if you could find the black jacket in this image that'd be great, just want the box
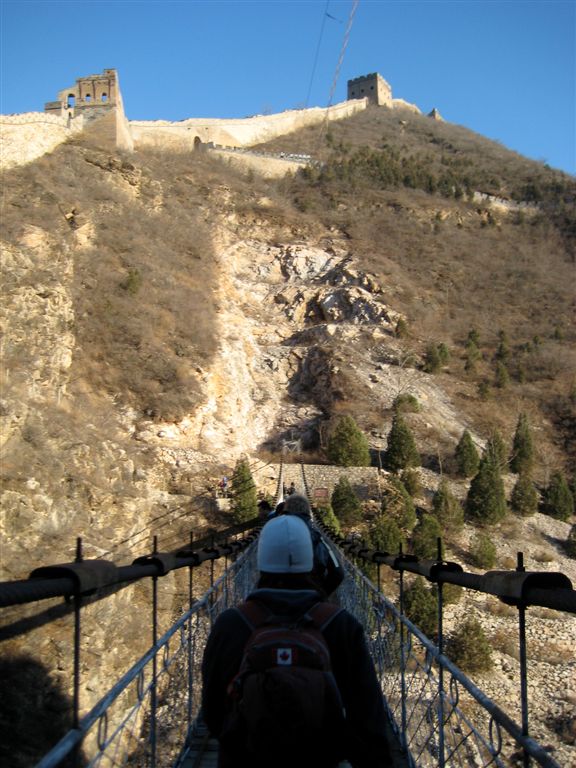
[201,588,393,768]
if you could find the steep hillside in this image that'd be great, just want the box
[1,106,575,765]
[1,113,575,571]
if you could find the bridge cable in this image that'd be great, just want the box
[316,0,360,152]
[304,0,331,108]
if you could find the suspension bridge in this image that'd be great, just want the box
[1,460,575,768]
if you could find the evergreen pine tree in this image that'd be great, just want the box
[542,472,574,521]
[467,328,480,347]
[510,473,538,517]
[509,413,534,474]
[495,329,510,363]
[381,476,417,531]
[411,514,443,559]
[315,503,341,534]
[447,618,493,674]
[465,455,507,525]
[464,340,480,373]
[494,361,510,389]
[470,532,497,568]
[326,415,371,467]
[401,468,421,497]
[454,430,480,477]
[424,343,442,373]
[395,317,409,338]
[371,516,405,554]
[230,458,258,523]
[331,476,363,526]
[484,430,508,472]
[433,478,464,532]
[385,413,420,472]
[438,343,450,365]
[404,577,437,637]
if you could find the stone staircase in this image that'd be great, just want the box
[274,463,382,502]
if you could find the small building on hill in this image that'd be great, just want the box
[347,73,392,106]
[44,68,121,119]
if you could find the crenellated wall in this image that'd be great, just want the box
[129,99,369,151]
[1,68,420,170]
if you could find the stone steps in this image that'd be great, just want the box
[276,462,382,502]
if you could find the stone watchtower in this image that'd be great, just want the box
[45,68,119,118]
[347,73,392,107]
[44,68,133,151]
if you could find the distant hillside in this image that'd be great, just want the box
[254,106,576,469]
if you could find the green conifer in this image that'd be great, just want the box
[381,476,417,531]
[464,340,480,373]
[331,476,363,526]
[510,473,538,517]
[401,468,421,497]
[385,413,420,472]
[542,472,574,521]
[315,503,341,534]
[411,514,443,559]
[230,458,258,523]
[465,455,507,525]
[495,329,510,363]
[371,516,405,554]
[438,343,450,365]
[494,361,510,389]
[454,430,480,478]
[395,317,409,338]
[447,618,493,674]
[484,431,507,472]
[326,415,371,467]
[509,413,534,474]
[470,532,497,569]
[467,328,480,347]
[404,577,437,637]
[424,344,441,373]
[433,478,464,532]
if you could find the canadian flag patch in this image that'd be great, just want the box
[276,648,293,665]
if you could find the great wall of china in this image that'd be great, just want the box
[1,69,423,171]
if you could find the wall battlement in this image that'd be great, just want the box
[347,73,392,106]
[1,69,421,170]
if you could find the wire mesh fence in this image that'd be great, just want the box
[35,541,260,768]
[336,551,559,768]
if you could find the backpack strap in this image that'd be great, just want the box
[234,599,273,631]
[235,599,342,632]
[303,602,343,632]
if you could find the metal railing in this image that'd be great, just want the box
[336,549,560,768]
[33,539,260,768]
[2,493,574,767]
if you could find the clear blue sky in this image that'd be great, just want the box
[1,0,574,174]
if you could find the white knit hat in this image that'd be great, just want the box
[257,515,314,574]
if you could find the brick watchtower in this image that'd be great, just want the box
[347,73,392,107]
[44,69,119,118]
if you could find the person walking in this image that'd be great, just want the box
[201,515,393,768]
[283,493,344,596]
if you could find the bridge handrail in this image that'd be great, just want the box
[338,544,560,768]
[33,539,260,768]
[316,520,576,613]
[0,517,262,609]
[338,554,561,767]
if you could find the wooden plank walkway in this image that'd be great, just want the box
[179,715,409,768]
[179,721,218,768]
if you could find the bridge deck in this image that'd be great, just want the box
[180,715,409,767]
